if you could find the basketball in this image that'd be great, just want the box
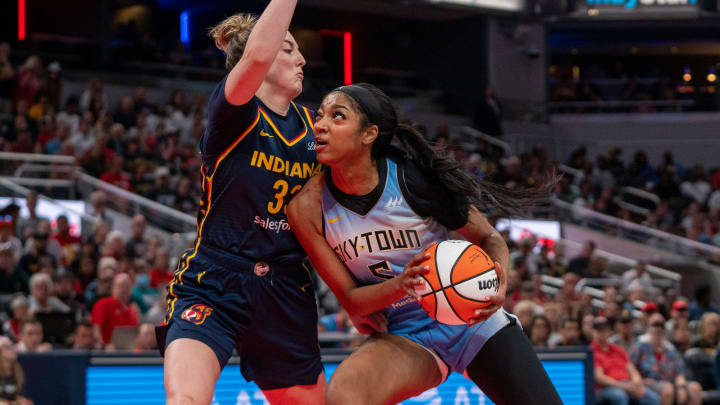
[414,240,499,325]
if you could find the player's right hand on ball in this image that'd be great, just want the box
[398,251,431,300]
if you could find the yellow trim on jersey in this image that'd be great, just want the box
[302,106,314,130]
[166,110,261,322]
[258,101,308,147]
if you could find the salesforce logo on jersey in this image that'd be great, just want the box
[585,0,697,9]
[254,216,290,233]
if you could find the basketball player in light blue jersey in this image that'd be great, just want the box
[288,83,562,405]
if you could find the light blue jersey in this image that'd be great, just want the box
[322,158,513,374]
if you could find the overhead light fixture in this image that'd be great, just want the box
[427,0,524,12]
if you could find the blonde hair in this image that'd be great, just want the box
[700,312,720,344]
[208,14,258,71]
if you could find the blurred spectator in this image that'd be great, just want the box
[88,191,113,227]
[101,231,126,262]
[15,319,51,353]
[53,272,81,313]
[472,86,503,137]
[0,43,15,113]
[125,215,148,259]
[670,318,693,354]
[528,315,551,348]
[681,165,711,205]
[693,312,720,353]
[1,296,29,343]
[621,261,654,296]
[69,112,96,155]
[14,56,41,109]
[149,248,172,289]
[134,323,157,352]
[0,246,27,294]
[91,273,139,346]
[72,255,96,298]
[567,240,595,277]
[15,192,47,241]
[28,273,70,315]
[17,230,56,276]
[554,318,586,347]
[144,288,167,325]
[591,316,660,405]
[113,96,136,130]
[52,215,80,267]
[689,284,719,321]
[100,155,131,190]
[630,313,702,405]
[665,299,690,335]
[513,300,538,335]
[610,309,637,353]
[23,220,61,264]
[71,321,97,350]
[581,313,596,344]
[527,244,552,276]
[544,302,564,345]
[79,78,108,112]
[85,257,117,309]
[129,259,156,314]
[0,217,22,263]
[0,336,33,405]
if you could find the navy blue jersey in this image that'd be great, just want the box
[194,76,320,265]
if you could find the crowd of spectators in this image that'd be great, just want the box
[2,43,720,402]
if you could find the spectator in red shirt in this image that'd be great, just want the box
[100,155,131,190]
[52,215,80,267]
[591,316,660,405]
[91,272,138,346]
[149,248,172,289]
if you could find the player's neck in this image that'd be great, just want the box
[331,156,378,196]
[256,84,292,116]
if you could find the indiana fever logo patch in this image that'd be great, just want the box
[181,304,214,325]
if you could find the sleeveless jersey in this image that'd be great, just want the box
[321,158,449,334]
[195,77,321,265]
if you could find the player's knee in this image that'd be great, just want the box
[166,389,203,405]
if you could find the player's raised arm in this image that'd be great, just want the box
[212,0,298,106]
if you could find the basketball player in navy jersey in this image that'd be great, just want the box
[155,1,339,403]
[288,83,563,405]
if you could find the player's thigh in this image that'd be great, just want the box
[326,333,443,405]
[164,338,221,405]
[262,371,327,405]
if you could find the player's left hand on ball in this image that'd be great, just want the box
[468,260,507,326]
[350,311,388,334]
[398,251,431,300]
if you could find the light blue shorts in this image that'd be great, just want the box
[393,310,516,379]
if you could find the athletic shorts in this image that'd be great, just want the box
[394,309,515,379]
[155,245,323,390]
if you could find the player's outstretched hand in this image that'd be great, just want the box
[398,251,431,300]
[349,311,388,334]
[468,260,507,326]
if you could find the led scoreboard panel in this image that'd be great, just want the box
[86,353,591,404]
[427,0,525,12]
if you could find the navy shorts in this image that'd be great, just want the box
[155,245,323,390]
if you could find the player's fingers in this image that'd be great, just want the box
[406,252,430,267]
[402,284,421,300]
[405,264,430,277]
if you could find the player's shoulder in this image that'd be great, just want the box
[288,172,324,215]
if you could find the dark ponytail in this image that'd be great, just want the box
[331,83,556,218]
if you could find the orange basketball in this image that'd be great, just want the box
[414,240,499,325]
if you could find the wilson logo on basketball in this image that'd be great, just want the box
[478,277,499,292]
[181,304,214,325]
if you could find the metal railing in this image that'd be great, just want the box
[457,126,512,156]
[552,197,720,264]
